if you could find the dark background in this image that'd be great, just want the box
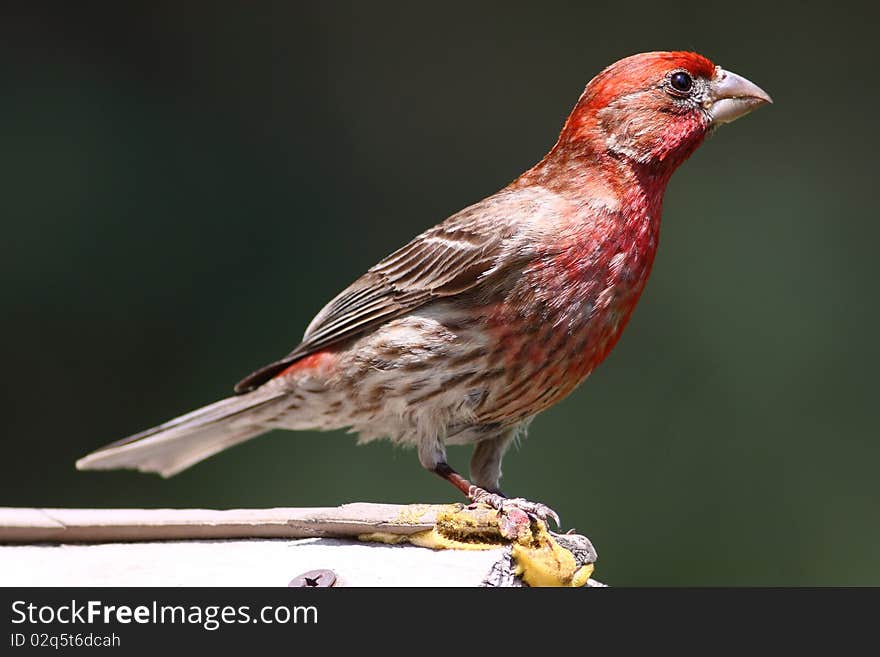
[2,2,877,585]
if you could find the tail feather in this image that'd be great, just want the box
[76,388,289,477]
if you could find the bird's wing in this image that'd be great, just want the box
[234,189,540,393]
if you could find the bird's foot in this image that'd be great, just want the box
[466,486,561,541]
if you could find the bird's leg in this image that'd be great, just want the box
[470,432,515,494]
[432,462,560,528]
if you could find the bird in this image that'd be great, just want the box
[77,51,771,524]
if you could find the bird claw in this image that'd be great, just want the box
[503,497,561,528]
[467,487,561,539]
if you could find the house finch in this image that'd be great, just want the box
[78,51,771,524]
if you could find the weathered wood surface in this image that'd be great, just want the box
[0,537,509,587]
[0,504,444,543]
[0,505,605,587]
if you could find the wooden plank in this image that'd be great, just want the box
[0,537,507,587]
[0,504,448,543]
[0,505,605,587]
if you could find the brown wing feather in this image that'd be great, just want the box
[233,189,538,393]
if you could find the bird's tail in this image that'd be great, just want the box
[76,387,290,477]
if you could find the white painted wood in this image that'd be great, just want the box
[0,538,505,587]
[0,506,604,587]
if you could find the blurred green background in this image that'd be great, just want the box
[2,2,877,586]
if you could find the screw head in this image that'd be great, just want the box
[288,569,337,588]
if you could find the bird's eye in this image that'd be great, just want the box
[669,71,693,94]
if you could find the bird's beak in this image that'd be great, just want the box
[706,66,772,125]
